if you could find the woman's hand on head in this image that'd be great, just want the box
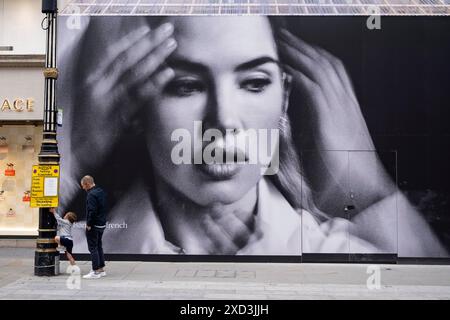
[81,22,177,163]
[278,29,396,213]
[278,28,372,154]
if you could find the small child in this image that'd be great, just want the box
[49,208,77,266]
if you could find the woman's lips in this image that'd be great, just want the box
[194,146,248,180]
[197,162,243,180]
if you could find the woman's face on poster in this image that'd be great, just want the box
[146,17,285,206]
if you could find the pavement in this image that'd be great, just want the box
[1,248,450,300]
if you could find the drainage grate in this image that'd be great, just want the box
[175,269,256,278]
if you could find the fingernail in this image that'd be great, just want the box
[164,67,175,79]
[140,25,151,35]
[165,38,177,50]
[159,23,174,37]
[154,68,175,86]
[163,68,175,79]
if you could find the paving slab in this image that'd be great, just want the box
[0,248,450,300]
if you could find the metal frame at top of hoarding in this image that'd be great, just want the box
[59,0,450,16]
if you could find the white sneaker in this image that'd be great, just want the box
[99,271,107,277]
[82,271,101,279]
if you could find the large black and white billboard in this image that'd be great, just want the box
[57,16,450,259]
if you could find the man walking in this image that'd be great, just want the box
[81,175,107,279]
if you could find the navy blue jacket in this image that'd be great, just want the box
[86,186,107,228]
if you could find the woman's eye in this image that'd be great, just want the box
[164,79,205,97]
[241,78,272,93]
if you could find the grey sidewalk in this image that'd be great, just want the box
[1,248,450,300]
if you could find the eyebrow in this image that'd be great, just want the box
[235,56,280,72]
[166,57,208,74]
[166,56,280,74]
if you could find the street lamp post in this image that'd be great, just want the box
[34,0,60,277]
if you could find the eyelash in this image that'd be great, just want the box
[163,77,272,97]
[164,79,205,97]
[240,77,272,93]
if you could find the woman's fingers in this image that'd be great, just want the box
[284,65,331,119]
[91,23,175,98]
[279,28,319,60]
[88,24,177,125]
[114,68,175,134]
[278,29,352,108]
[122,23,174,75]
[87,25,151,85]
[314,47,359,105]
[125,37,177,90]
[201,209,258,254]
[279,29,391,216]
[202,215,239,254]
[96,39,176,116]
[279,40,342,111]
[279,28,341,89]
[136,67,175,101]
[81,24,178,163]
[218,212,256,250]
[278,40,319,86]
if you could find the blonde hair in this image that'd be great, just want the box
[65,211,78,224]
[270,113,329,221]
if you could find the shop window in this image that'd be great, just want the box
[0,136,8,160]
[22,135,35,153]
[5,163,15,176]
[6,208,15,218]
[2,179,15,191]
[0,125,42,236]
[22,190,31,202]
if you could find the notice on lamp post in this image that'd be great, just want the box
[30,165,60,208]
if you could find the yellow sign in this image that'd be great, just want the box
[30,165,60,208]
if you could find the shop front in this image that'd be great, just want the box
[0,54,44,237]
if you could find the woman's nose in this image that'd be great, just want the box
[205,83,242,132]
